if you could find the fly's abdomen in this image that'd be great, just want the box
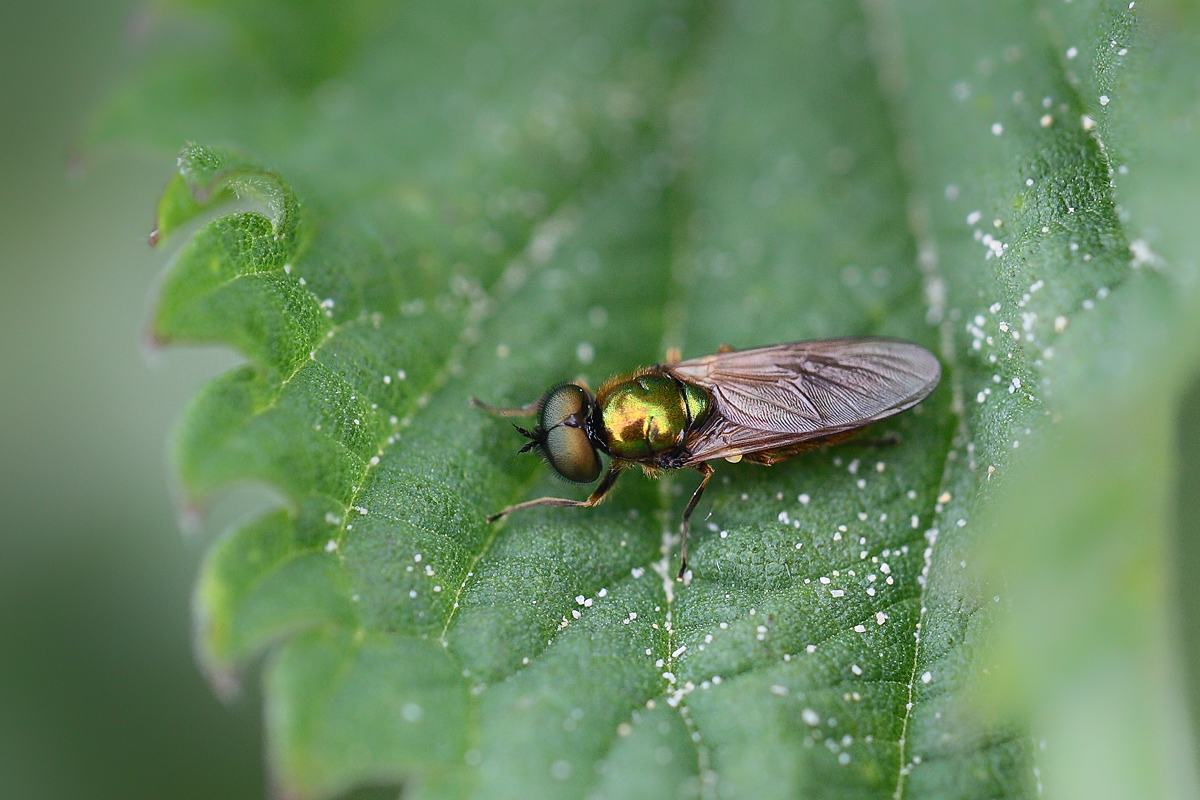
[597,372,710,461]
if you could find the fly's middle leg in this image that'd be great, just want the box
[678,462,714,579]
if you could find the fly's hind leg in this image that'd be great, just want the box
[678,462,715,579]
[665,344,733,365]
[851,431,903,448]
[486,464,624,523]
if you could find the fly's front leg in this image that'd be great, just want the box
[678,462,715,579]
[469,396,541,417]
[486,464,624,523]
[471,379,594,417]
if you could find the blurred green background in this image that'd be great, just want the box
[0,1,262,797]
[2,1,1199,799]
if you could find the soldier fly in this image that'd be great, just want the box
[472,338,941,578]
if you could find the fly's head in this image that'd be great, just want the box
[515,383,602,484]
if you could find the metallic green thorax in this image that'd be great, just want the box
[596,372,712,461]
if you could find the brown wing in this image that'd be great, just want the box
[664,338,941,465]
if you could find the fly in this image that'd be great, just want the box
[471,337,941,578]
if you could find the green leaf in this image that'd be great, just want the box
[99,0,1200,797]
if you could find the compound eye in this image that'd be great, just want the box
[539,384,589,429]
[544,424,602,483]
